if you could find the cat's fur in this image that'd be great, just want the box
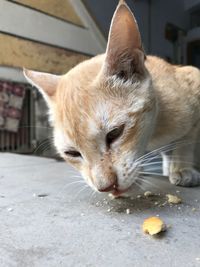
[24,1,200,196]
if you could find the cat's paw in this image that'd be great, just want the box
[169,168,200,187]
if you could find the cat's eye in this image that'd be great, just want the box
[64,150,82,158]
[106,125,125,147]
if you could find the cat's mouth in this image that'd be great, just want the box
[111,188,129,197]
[110,182,138,197]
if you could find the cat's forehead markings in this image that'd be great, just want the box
[87,118,101,136]
[94,102,113,128]
[93,98,146,126]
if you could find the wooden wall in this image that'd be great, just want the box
[0,0,95,77]
[10,0,84,26]
[0,33,89,74]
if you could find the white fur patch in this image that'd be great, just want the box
[114,75,150,90]
[87,118,101,136]
[54,128,73,154]
[109,75,139,89]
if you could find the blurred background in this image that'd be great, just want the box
[0,0,199,157]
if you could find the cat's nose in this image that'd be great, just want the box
[97,177,118,192]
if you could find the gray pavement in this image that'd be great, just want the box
[0,153,200,267]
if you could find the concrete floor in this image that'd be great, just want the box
[0,153,200,267]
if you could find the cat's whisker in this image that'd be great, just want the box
[19,124,52,130]
[136,139,197,165]
[84,189,97,214]
[34,138,56,155]
[54,180,87,201]
[63,170,79,174]
[69,177,85,183]
[73,185,90,200]
[144,167,162,172]
[63,171,83,178]
[47,179,85,214]
[62,180,86,190]
[139,171,164,177]
[140,161,163,167]
[135,143,174,164]
[67,175,83,180]
[139,151,167,165]
[86,186,110,212]
[159,139,199,154]
[70,175,83,180]
[134,180,146,191]
[88,190,97,204]
[33,138,54,154]
[129,150,164,174]
[140,159,196,168]
[38,145,53,154]
[138,176,161,190]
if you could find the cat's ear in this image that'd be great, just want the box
[23,69,60,105]
[103,1,146,80]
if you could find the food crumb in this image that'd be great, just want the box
[166,194,182,204]
[144,191,154,197]
[159,201,167,207]
[103,200,108,205]
[137,195,142,199]
[142,216,166,236]
[192,207,196,212]
[126,209,130,214]
[7,208,13,212]
[96,202,99,207]
[154,201,159,205]
[108,193,115,200]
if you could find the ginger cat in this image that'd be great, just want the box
[24,1,200,197]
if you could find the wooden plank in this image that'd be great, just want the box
[0,33,89,74]
[0,1,103,55]
[11,0,84,27]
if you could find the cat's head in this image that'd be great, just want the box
[24,1,157,196]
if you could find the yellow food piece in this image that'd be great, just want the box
[144,191,154,197]
[166,194,182,204]
[143,217,166,235]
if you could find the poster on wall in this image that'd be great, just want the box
[0,81,25,133]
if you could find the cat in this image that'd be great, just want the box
[24,0,200,197]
